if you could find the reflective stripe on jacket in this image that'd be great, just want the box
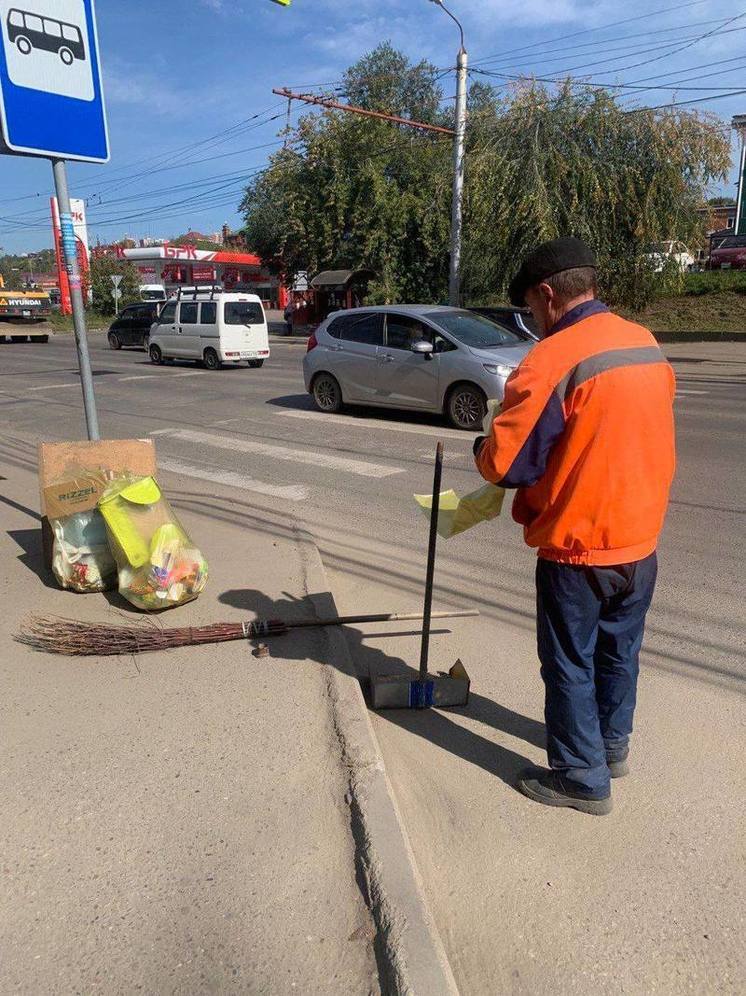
[475,301,676,566]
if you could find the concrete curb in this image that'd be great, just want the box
[269,333,309,344]
[653,329,746,342]
[293,524,460,996]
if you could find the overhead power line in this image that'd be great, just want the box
[0,104,287,211]
[470,0,709,66]
[472,14,728,71]
[625,87,746,111]
[471,65,746,92]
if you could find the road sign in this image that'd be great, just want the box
[0,0,109,162]
[110,274,122,288]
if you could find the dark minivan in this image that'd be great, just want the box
[107,303,161,350]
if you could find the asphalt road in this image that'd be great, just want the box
[1,331,744,994]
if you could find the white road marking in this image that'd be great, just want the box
[675,389,708,396]
[158,458,307,501]
[25,382,81,391]
[171,371,207,378]
[156,427,404,478]
[275,408,469,440]
[118,374,159,382]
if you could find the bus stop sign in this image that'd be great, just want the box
[0,0,108,162]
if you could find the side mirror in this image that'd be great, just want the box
[412,339,434,356]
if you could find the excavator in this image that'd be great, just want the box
[0,273,52,343]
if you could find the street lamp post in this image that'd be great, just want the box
[429,0,467,306]
[732,115,746,236]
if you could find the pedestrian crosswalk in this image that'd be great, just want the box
[152,427,406,479]
[275,408,468,440]
[158,458,308,501]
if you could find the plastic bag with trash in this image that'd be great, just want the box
[44,466,118,592]
[414,399,505,539]
[98,474,208,611]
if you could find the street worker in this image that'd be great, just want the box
[473,237,676,816]
[283,299,294,335]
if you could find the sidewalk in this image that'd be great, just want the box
[318,490,745,994]
[0,440,380,995]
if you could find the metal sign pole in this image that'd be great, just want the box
[51,158,100,441]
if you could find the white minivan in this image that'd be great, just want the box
[148,289,270,369]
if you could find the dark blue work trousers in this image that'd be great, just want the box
[535,552,658,798]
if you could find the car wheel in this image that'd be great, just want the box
[247,359,264,368]
[312,373,343,413]
[16,36,31,55]
[108,332,122,350]
[203,348,221,370]
[447,382,487,431]
[59,47,74,66]
[149,344,163,365]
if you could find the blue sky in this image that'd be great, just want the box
[0,0,744,255]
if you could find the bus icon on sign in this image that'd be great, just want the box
[7,8,85,65]
[0,0,93,100]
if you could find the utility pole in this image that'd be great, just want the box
[451,45,468,307]
[429,0,468,306]
[733,115,746,236]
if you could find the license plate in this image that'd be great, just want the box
[239,351,257,358]
[22,310,31,317]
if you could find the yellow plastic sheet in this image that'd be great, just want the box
[414,484,505,539]
[414,397,505,539]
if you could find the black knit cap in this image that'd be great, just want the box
[508,236,597,306]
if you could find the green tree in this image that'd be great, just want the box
[240,46,731,309]
[0,249,57,287]
[241,46,451,303]
[462,83,730,307]
[89,254,141,315]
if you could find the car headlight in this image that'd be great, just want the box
[483,363,515,377]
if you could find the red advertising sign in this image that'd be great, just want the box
[192,264,216,283]
[50,197,71,315]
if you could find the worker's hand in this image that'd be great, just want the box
[472,435,487,458]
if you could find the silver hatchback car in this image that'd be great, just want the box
[303,305,533,430]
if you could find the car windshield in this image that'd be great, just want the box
[225,301,263,325]
[716,236,746,249]
[425,309,522,348]
[141,289,165,301]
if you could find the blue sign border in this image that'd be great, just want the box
[0,0,109,162]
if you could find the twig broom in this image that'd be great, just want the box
[17,609,479,657]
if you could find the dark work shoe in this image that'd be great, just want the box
[517,767,612,816]
[606,749,630,779]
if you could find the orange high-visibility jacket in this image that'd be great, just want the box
[475,301,676,566]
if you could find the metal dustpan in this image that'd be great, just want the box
[370,441,472,709]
